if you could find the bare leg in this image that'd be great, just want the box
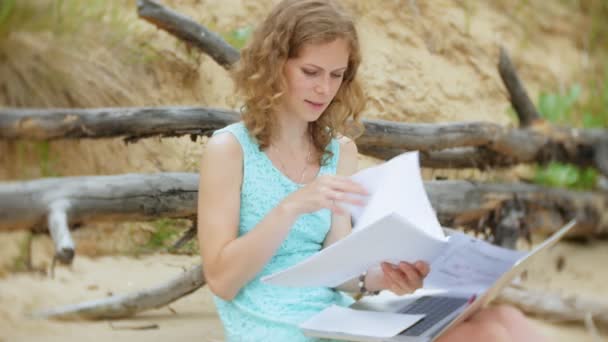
[436,305,548,342]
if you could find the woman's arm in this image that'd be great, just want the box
[322,136,359,249]
[197,133,299,301]
[324,137,368,293]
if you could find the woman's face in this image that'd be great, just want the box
[280,38,349,122]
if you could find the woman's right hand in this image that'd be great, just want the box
[280,175,369,216]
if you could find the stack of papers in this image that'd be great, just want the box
[261,152,448,288]
[261,151,524,292]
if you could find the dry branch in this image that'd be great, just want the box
[1,173,606,236]
[498,285,608,326]
[137,0,239,68]
[136,0,239,68]
[498,47,541,127]
[2,107,607,174]
[47,199,75,264]
[33,264,205,320]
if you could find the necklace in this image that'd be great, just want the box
[272,143,312,184]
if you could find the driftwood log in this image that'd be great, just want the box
[33,264,205,320]
[0,173,198,232]
[1,107,607,174]
[1,173,606,236]
[32,262,608,327]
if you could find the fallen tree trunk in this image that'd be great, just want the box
[1,173,606,236]
[0,173,198,232]
[1,107,607,174]
[0,106,239,142]
[32,262,608,327]
[32,264,205,320]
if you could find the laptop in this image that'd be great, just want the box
[300,220,577,342]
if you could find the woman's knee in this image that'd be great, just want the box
[438,319,510,342]
[474,319,511,341]
[487,304,527,325]
[474,305,547,342]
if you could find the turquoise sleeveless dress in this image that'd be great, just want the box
[212,122,355,342]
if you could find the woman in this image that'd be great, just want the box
[197,0,545,341]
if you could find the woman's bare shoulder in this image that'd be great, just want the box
[200,132,244,179]
[337,135,358,157]
[204,131,243,160]
[336,135,358,175]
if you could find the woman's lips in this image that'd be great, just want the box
[305,100,325,110]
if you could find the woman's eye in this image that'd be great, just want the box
[331,73,344,79]
[302,69,318,76]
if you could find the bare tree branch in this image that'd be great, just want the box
[136,0,239,68]
[32,264,205,320]
[498,47,541,127]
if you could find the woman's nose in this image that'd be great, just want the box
[314,76,330,94]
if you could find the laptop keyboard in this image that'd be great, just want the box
[398,296,468,336]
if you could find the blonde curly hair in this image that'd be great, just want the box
[232,0,366,164]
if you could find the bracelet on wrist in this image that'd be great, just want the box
[354,270,380,300]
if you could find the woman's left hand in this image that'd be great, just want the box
[380,260,430,296]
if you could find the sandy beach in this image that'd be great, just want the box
[1,235,607,341]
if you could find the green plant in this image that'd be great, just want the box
[145,218,181,250]
[0,0,15,28]
[35,141,59,178]
[580,63,608,128]
[537,84,581,124]
[534,162,598,190]
[11,233,33,272]
[530,76,607,190]
[0,0,130,41]
[222,26,253,50]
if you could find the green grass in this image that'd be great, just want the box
[1,0,124,35]
[11,233,32,272]
[135,219,198,255]
[144,218,181,250]
[529,66,607,190]
[36,141,60,178]
[534,162,598,190]
[221,26,252,50]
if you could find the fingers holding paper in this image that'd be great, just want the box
[281,175,369,216]
[381,260,430,296]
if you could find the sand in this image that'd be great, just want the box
[0,238,607,341]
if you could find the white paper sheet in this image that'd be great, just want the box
[347,152,444,240]
[262,213,447,287]
[262,152,448,288]
[300,305,425,339]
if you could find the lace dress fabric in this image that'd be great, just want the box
[212,122,354,341]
